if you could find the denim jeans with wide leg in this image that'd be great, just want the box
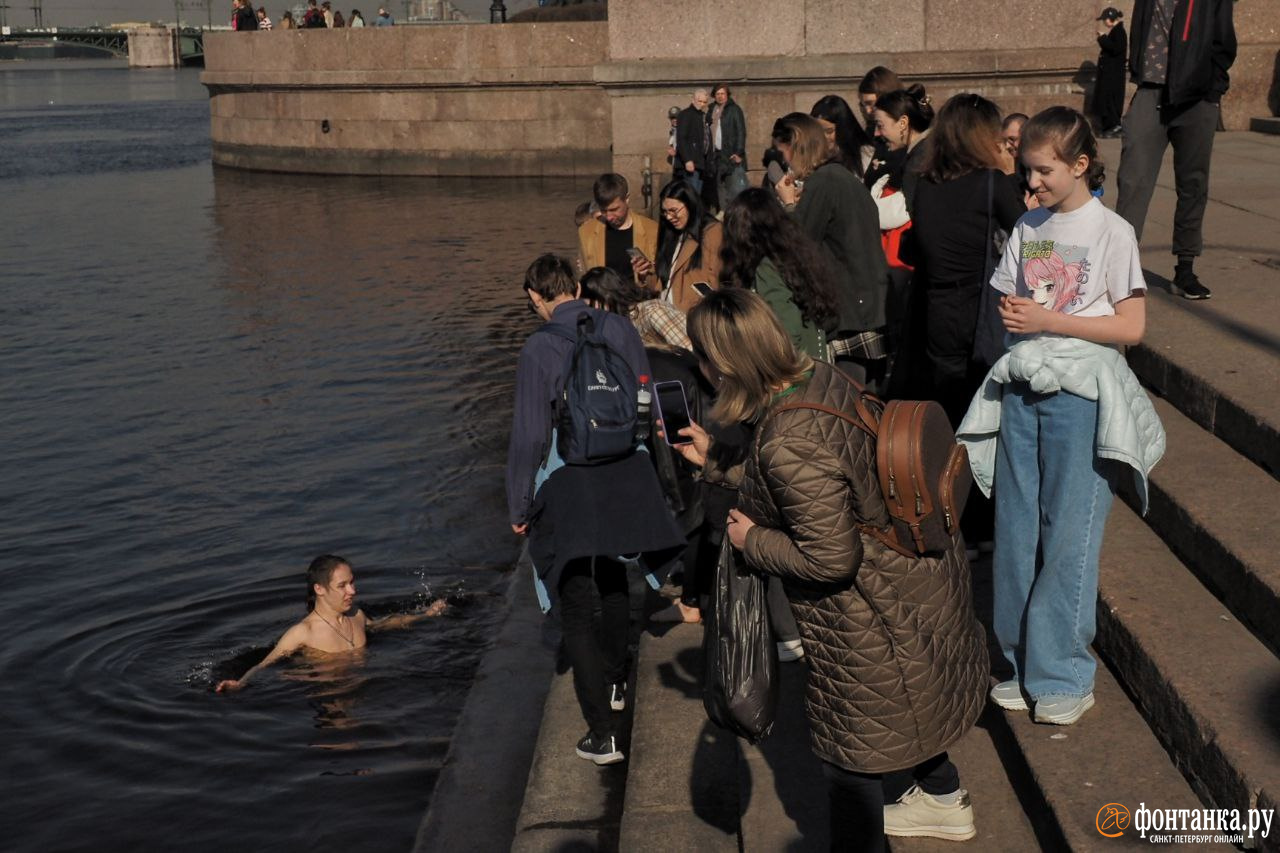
[993,384,1115,701]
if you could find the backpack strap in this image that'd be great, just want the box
[769,398,917,560]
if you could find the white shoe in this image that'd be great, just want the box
[777,639,804,661]
[990,679,1029,711]
[1034,693,1095,725]
[883,784,977,841]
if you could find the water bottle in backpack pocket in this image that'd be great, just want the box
[538,312,641,465]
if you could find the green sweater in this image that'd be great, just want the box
[753,259,829,361]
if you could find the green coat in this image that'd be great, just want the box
[753,259,829,362]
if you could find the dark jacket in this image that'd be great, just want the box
[1128,0,1236,105]
[1097,23,1127,68]
[234,6,259,29]
[716,100,747,165]
[792,161,888,334]
[736,362,987,773]
[505,299,651,526]
[676,105,708,172]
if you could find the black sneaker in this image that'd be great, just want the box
[575,731,624,765]
[1174,269,1212,300]
[609,682,626,712]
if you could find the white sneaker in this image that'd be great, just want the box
[777,639,804,662]
[1034,693,1095,725]
[883,784,977,841]
[989,679,1029,711]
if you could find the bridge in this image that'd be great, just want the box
[0,27,206,64]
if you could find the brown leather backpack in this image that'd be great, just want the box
[775,388,971,558]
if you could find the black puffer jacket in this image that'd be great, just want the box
[736,362,987,773]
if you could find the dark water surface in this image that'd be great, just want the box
[1,61,578,851]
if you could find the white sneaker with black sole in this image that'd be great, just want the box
[575,732,624,765]
[609,682,626,712]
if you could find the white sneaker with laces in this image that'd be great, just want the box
[989,679,1029,711]
[1034,693,1095,725]
[883,784,977,841]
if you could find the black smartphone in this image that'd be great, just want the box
[625,246,650,263]
[692,282,714,298]
[653,380,692,445]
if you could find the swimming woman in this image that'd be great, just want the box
[215,554,446,692]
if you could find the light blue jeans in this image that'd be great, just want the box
[993,384,1115,701]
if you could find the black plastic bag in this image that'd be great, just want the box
[702,535,777,743]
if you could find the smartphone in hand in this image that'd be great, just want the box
[626,247,650,264]
[653,380,692,445]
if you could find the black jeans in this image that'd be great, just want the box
[1116,86,1220,257]
[558,556,629,737]
[824,752,960,853]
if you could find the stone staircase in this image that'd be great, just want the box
[505,133,1280,851]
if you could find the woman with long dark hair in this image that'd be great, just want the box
[810,94,871,179]
[643,179,723,312]
[720,188,839,360]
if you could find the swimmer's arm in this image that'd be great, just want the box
[215,623,308,693]
[365,599,448,633]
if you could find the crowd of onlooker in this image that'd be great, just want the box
[510,0,1237,840]
[231,0,394,30]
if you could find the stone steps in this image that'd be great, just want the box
[1095,503,1280,852]
[1250,117,1280,135]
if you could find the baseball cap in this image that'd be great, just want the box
[1097,7,1123,20]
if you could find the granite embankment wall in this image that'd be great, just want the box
[201,22,611,176]
[202,2,1279,180]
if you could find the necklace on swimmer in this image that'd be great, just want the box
[314,611,355,648]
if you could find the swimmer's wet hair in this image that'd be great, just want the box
[1022,106,1105,192]
[306,554,349,612]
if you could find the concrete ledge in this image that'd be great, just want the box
[1096,504,1280,851]
[414,553,555,853]
[1128,397,1280,655]
[619,626,738,851]
[1252,117,1280,135]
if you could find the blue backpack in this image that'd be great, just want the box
[539,312,639,465]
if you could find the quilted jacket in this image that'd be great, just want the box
[737,361,988,773]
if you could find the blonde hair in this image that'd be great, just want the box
[775,113,830,181]
[687,290,813,426]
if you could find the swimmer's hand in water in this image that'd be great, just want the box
[367,598,448,632]
[215,679,244,693]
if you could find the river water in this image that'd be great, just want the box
[1,59,577,851]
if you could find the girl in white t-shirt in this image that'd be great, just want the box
[986,107,1147,726]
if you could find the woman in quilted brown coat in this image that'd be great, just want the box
[674,290,987,851]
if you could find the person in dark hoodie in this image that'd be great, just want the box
[1115,0,1236,301]
[507,255,684,768]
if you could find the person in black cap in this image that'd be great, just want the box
[1093,8,1127,137]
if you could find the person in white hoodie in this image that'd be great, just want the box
[957,106,1164,728]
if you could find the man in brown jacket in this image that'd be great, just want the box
[577,174,659,286]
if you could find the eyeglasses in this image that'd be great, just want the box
[661,204,686,219]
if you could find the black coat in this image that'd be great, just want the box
[1128,0,1236,105]
[1097,23,1127,69]
[234,6,258,29]
[676,105,708,172]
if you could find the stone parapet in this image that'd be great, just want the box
[201,22,610,177]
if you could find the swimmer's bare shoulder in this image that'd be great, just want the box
[215,619,313,693]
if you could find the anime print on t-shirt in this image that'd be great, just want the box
[1020,240,1089,313]
[991,199,1145,320]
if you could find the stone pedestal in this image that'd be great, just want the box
[128,27,179,68]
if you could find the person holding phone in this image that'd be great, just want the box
[640,180,723,312]
[669,289,987,848]
[577,173,660,288]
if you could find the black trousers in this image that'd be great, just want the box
[824,752,960,853]
[1116,86,1220,257]
[558,556,629,737]
[1093,62,1126,129]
